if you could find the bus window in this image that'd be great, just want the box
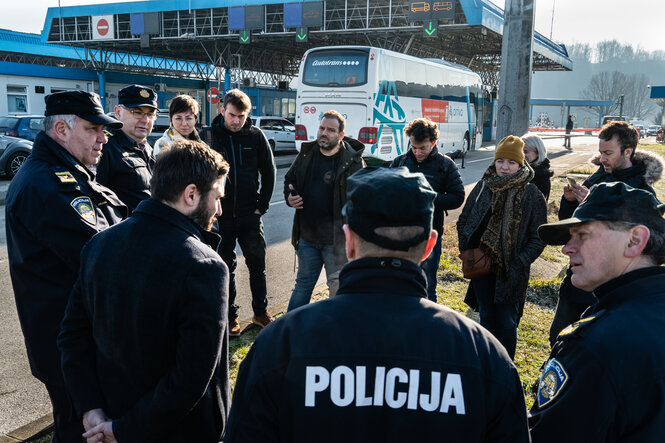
[302,49,369,87]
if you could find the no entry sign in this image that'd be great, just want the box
[207,87,220,104]
[92,15,114,40]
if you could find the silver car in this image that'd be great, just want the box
[252,116,296,152]
[0,135,32,179]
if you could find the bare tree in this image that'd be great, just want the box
[582,71,655,119]
[567,42,592,63]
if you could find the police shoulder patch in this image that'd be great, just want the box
[557,309,606,340]
[537,358,569,408]
[70,196,97,226]
[55,171,77,184]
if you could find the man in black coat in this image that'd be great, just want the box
[96,85,158,212]
[549,121,664,345]
[563,115,573,148]
[531,182,665,441]
[224,168,530,443]
[211,89,276,335]
[58,141,230,443]
[5,91,126,442]
[389,118,464,301]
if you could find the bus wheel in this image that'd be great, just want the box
[462,133,470,154]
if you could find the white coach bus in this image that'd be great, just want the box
[294,46,484,162]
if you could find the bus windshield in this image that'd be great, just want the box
[302,49,369,87]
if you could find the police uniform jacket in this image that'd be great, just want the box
[58,198,230,443]
[211,114,276,218]
[529,267,665,442]
[96,128,154,213]
[5,131,126,385]
[389,147,465,235]
[282,137,365,268]
[224,257,530,443]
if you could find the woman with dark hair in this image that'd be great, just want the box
[457,136,547,359]
[522,134,553,200]
[154,94,204,155]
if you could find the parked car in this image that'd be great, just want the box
[633,124,648,138]
[251,116,296,152]
[648,125,662,137]
[0,115,44,141]
[0,135,32,178]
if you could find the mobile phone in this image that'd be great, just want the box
[567,176,577,186]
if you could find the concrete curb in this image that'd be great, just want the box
[1,413,53,442]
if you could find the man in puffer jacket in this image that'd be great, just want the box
[549,120,664,345]
[210,89,276,336]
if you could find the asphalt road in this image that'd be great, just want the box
[0,136,600,435]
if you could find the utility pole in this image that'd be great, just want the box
[496,0,536,141]
[618,94,625,118]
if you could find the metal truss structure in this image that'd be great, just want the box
[44,0,571,87]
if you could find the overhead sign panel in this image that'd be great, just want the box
[228,7,244,30]
[302,2,323,27]
[92,15,114,40]
[284,3,302,28]
[244,5,265,30]
[408,1,455,22]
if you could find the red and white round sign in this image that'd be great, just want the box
[97,19,110,36]
[303,106,310,113]
[207,87,220,104]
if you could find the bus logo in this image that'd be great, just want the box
[433,2,453,11]
[411,2,430,12]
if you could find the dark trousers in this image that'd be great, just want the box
[549,273,595,346]
[44,381,85,443]
[219,213,268,319]
[472,274,520,359]
[420,236,442,302]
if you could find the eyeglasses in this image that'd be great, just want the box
[122,106,157,120]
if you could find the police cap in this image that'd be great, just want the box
[342,167,436,251]
[45,91,122,129]
[118,84,158,109]
[538,182,665,245]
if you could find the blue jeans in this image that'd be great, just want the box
[420,236,442,302]
[288,238,341,312]
[472,274,520,359]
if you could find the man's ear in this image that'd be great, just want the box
[625,225,650,258]
[343,224,356,261]
[182,183,200,209]
[420,230,438,263]
[114,105,122,120]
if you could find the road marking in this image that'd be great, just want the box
[270,200,286,206]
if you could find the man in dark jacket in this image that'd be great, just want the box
[563,115,573,148]
[531,182,665,441]
[389,118,464,301]
[211,89,276,335]
[549,120,664,345]
[58,141,231,443]
[96,84,158,212]
[225,167,530,443]
[284,110,364,311]
[5,91,126,442]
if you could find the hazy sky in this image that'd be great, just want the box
[1,0,663,53]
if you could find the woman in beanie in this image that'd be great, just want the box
[522,134,554,200]
[456,135,547,359]
[154,94,205,155]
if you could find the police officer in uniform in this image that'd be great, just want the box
[5,91,127,442]
[530,182,665,441]
[225,167,530,443]
[96,84,158,212]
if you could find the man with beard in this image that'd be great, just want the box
[211,89,276,336]
[284,110,365,311]
[549,120,664,346]
[58,140,231,443]
[96,85,158,212]
[5,90,126,442]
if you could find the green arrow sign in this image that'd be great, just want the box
[296,27,308,42]
[240,29,251,44]
[424,20,438,37]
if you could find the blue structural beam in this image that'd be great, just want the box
[530,98,614,107]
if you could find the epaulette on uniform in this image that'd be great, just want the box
[557,309,606,340]
[104,129,114,137]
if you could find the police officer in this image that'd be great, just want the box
[96,84,158,212]
[225,167,530,443]
[5,91,127,442]
[530,182,665,441]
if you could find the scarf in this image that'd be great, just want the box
[165,125,203,143]
[479,163,534,280]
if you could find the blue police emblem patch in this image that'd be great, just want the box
[70,196,97,226]
[537,359,568,408]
